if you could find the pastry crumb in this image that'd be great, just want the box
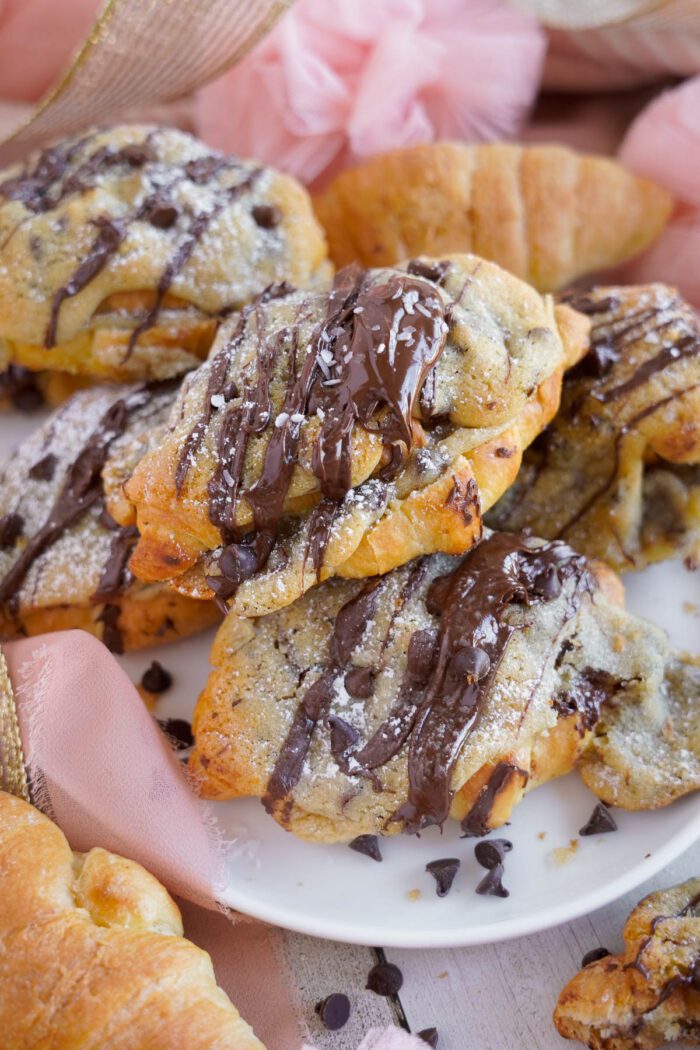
[406,888,421,901]
[538,831,546,840]
[682,601,699,616]
[550,839,579,866]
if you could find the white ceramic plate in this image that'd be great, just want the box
[2,410,700,948]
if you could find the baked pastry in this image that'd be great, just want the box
[554,877,700,1049]
[0,124,329,383]
[0,382,219,651]
[189,530,700,842]
[488,284,700,571]
[124,255,588,619]
[0,791,264,1049]
[313,142,672,292]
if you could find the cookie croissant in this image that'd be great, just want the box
[313,142,672,292]
[0,792,264,1049]
[124,254,588,619]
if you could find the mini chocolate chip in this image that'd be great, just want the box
[475,863,509,898]
[366,961,403,996]
[252,204,281,229]
[28,453,57,481]
[345,666,374,698]
[582,947,611,968]
[222,381,239,402]
[425,858,460,897]
[315,993,351,1031]
[0,512,24,547]
[349,834,382,862]
[474,838,512,870]
[147,203,178,229]
[417,1028,439,1047]
[157,718,194,751]
[141,660,173,694]
[579,802,617,836]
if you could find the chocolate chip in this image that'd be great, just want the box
[425,857,460,897]
[28,453,57,481]
[119,142,156,167]
[406,259,450,284]
[581,947,611,967]
[349,834,383,862]
[474,838,512,870]
[345,666,374,698]
[185,155,227,183]
[315,993,351,1031]
[147,203,178,229]
[475,863,509,898]
[222,381,239,402]
[0,512,24,547]
[157,718,194,751]
[449,644,490,681]
[252,204,281,229]
[417,1028,439,1047]
[579,802,617,836]
[366,961,403,996]
[327,714,359,754]
[141,660,173,694]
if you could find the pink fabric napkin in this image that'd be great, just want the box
[3,632,426,1050]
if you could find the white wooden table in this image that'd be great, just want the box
[287,840,699,1049]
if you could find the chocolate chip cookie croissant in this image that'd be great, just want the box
[0,383,219,651]
[488,284,700,571]
[124,255,588,619]
[189,531,700,843]
[313,142,672,292]
[0,124,329,384]
[554,877,700,1050]
[0,792,264,1049]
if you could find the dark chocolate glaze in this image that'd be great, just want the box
[461,762,527,838]
[96,602,123,653]
[0,385,165,612]
[92,524,139,602]
[204,266,447,604]
[263,532,592,833]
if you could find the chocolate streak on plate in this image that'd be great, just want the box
[0,385,165,613]
[204,266,447,604]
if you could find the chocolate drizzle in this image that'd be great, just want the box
[263,532,592,833]
[202,266,447,605]
[553,668,619,731]
[461,763,527,838]
[0,385,163,613]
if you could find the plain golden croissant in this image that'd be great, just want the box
[313,142,673,292]
[0,792,264,1049]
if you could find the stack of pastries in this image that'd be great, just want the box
[1,123,699,1048]
[1,125,698,843]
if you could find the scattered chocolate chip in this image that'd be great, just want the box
[28,453,57,482]
[157,717,194,751]
[425,857,460,897]
[252,204,281,229]
[349,834,382,862]
[0,512,24,547]
[146,202,178,229]
[315,993,351,1031]
[579,802,617,836]
[417,1028,439,1047]
[475,863,509,898]
[141,660,173,694]
[581,947,611,968]
[366,961,403,996]
[474,838,512,870]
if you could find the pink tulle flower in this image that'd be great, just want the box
[618,76,700,307]
[195,0,546,186]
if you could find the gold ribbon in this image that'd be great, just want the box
[0,646,29,802]
[510,0,697,30]
[0,0,293,165]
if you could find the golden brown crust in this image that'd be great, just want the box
[125,255,585,619]
[0,124,329,382]
[554,878,700,1050]
[0,792,264,1049]
[488,284,700,571]
[313,142,672,292]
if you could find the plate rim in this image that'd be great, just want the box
[218,797,700,948]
